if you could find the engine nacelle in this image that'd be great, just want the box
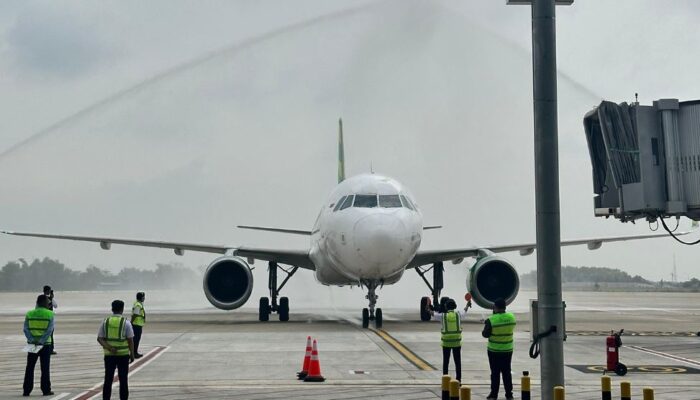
[203,256,253,310]
[467,255,519,309]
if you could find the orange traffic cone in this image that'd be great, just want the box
[303,339,325,382]
[297,336,312,379]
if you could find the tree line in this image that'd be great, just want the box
[520,265,699,290]
[0,258,201,292]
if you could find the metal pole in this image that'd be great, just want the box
[532,0,565,398]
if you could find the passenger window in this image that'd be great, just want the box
[400,195,414,211]
[378,195,402,208]
[354,194,378,208]
[333,196,347,211]
[339,195,354,210]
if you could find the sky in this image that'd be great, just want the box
[1,0,699,307]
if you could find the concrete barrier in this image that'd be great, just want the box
[522,372,531,400]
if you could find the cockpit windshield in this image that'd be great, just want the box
[378,195,402,208]
[353,194,378,208]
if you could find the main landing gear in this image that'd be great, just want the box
[415,262,444,321]
[259,261,298,322]
[361,280,383,329]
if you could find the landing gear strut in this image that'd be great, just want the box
[415,262,444,321]
[361,280,383,329]
[258,261,298,322]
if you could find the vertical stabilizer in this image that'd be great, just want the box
[338,118,345,183]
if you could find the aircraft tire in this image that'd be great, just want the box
[362,308,370,328]
[259,297,270,322]
[279,297,289,322]
[420,297,431,321]
[375,308,383,329]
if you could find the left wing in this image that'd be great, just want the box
[407,231,691,268]
[0,230,315,270]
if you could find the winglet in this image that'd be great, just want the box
[338,118,345,183]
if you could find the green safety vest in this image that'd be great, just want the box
[132,301,145,327]
[441,311,462,348]
[487,312,516,352]
[103,316,130,356]
[25,307,54,345]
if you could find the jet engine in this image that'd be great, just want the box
[467,255,519,309]
[203,256,254,310]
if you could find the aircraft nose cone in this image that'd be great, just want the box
[353,214,407,265]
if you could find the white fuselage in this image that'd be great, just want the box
[309,174,423,286]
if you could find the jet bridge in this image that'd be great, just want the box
[584,98,700,222]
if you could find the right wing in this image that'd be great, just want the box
[407,231,691,268]
[0,229,315,270]
[237,225,312,235]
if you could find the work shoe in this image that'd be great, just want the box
[506,396,514,400]
[51,350,57,355]
[43,391,54,396]
[486,394,498,400]
[135,353,144,359]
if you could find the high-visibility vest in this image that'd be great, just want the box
[487,312,516,352]
[132,301,146,327]
[25,307,54,345]
[441,311,462,348]
[103,316,130,356]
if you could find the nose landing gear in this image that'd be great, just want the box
[361,280,383,329]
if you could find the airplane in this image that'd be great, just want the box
[1,119,685,329]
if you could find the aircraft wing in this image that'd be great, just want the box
[407,231,690,268]
[0,230,315,270]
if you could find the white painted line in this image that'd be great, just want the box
[627,345,700,368]
[49,393,70,400]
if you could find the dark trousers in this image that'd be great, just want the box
[23,344,53,395]
[133,325,142,354]
[487,350,513,397]
[442,346,461,381]
[103,356,130,400]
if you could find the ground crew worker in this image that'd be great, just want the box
[98,300,135,400]
[43,285,58,355]
[130,292,146,359]
[23,294,55,396]
[427,297,471,382]
[483,298,516,400]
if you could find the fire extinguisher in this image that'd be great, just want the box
[606,329,627,376]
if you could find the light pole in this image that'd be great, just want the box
[506,1,572,399]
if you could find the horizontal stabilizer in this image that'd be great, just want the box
[423,226,442,230]
[237,225,312,235]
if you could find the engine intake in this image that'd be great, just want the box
[467,255,519,309]
[203,256,253,310]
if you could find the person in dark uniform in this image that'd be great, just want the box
[23,294,55,396]
[483,298,516,400]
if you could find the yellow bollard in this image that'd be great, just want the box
[601,375,612,400]
[621,381,631,400]
[441,375,451,400]
[522,371,531,400]
[449,379,460,400]
[643,387,654,400]
[460,385,471,400]
[554,385,565,400]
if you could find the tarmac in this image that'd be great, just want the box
[1,291,699,399]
